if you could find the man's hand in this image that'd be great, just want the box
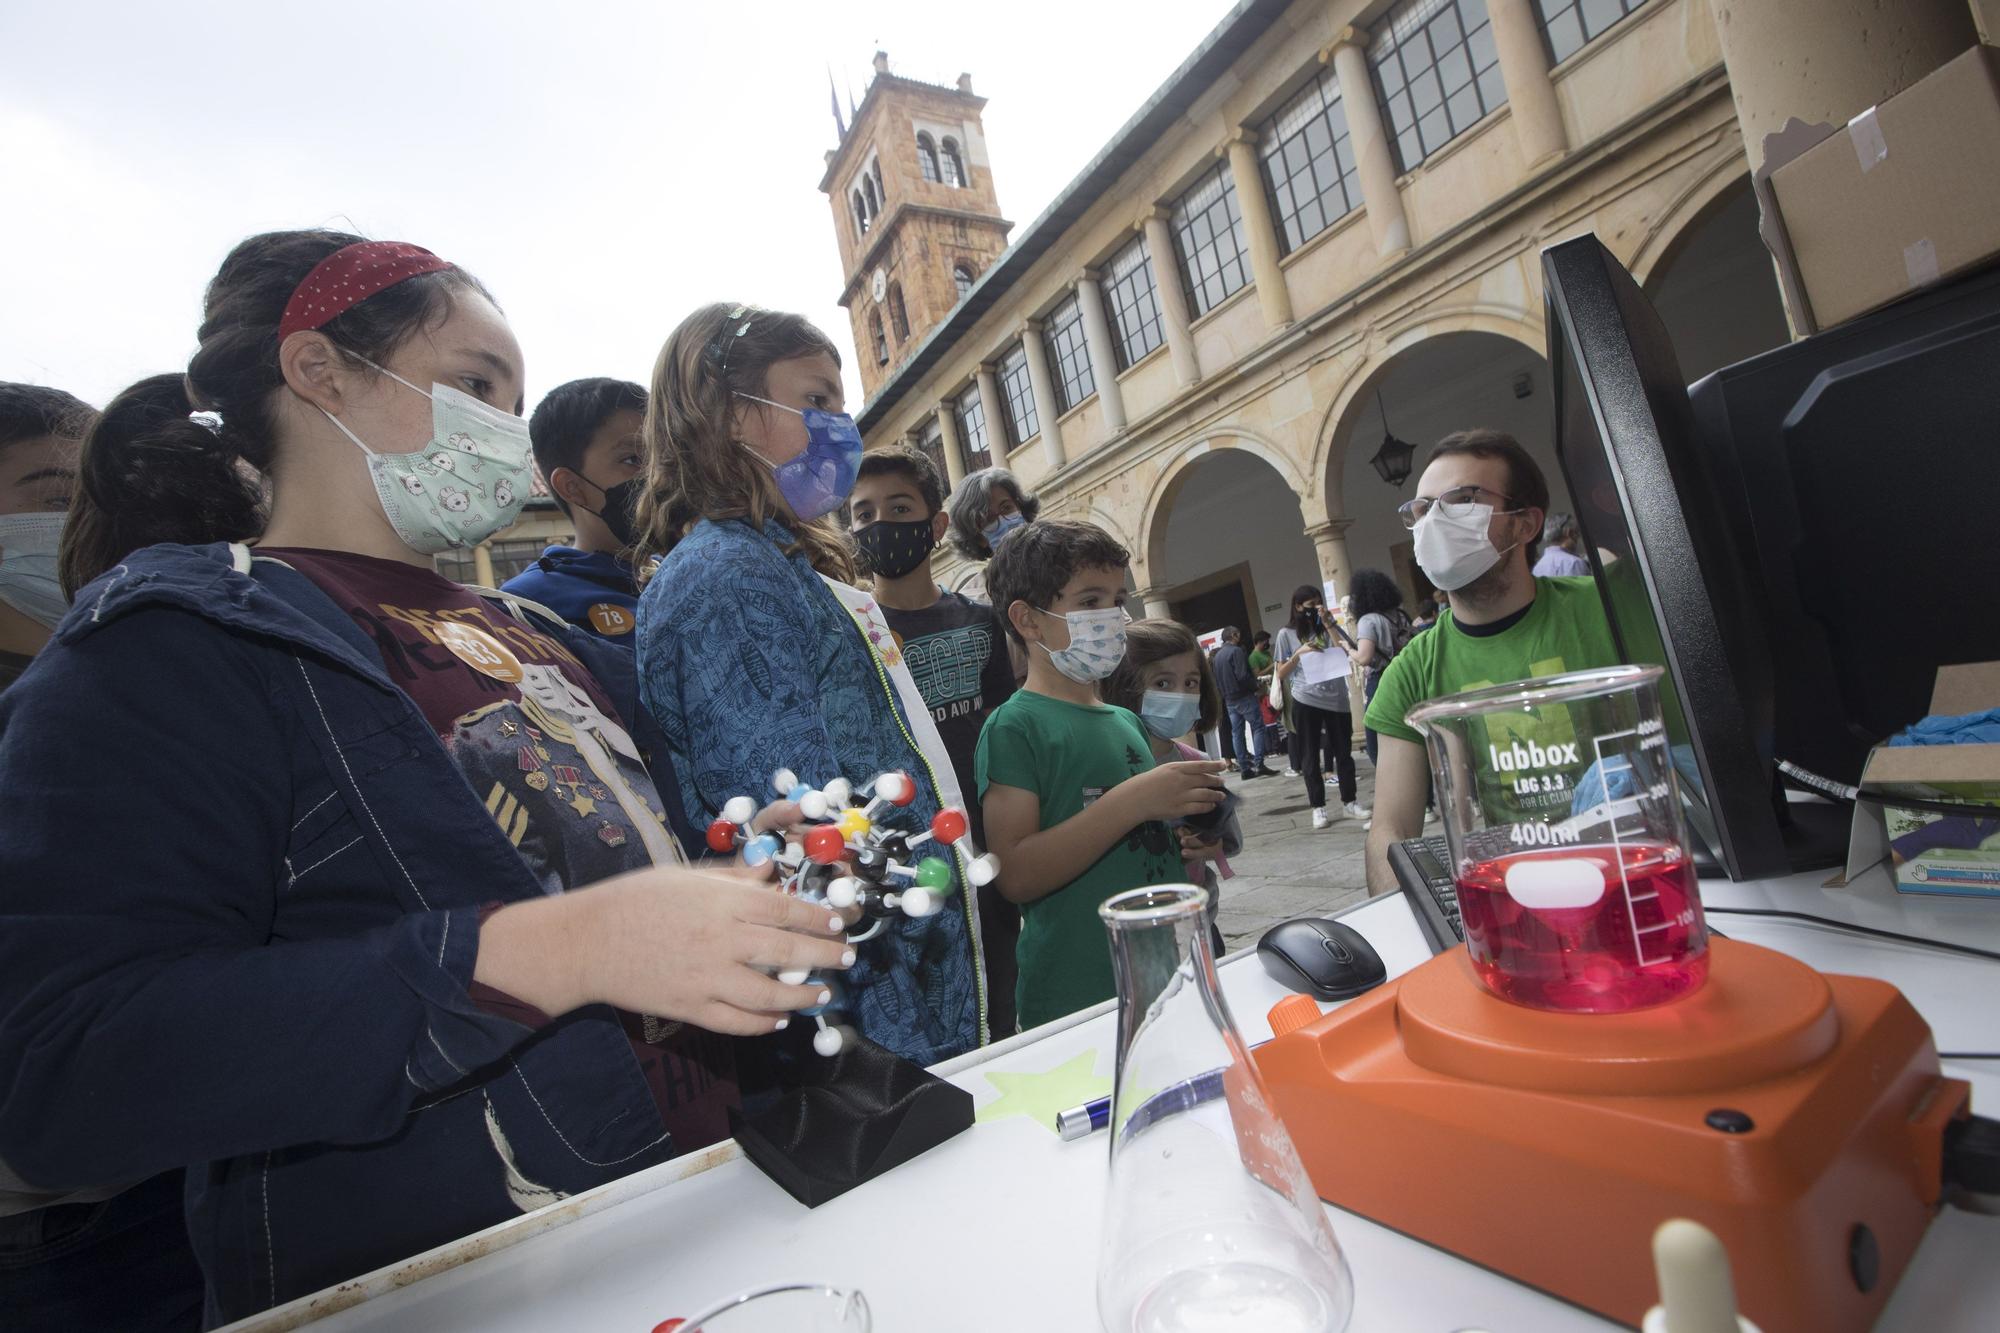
[1365,737,1431,896]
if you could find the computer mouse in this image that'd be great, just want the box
[1257,917,1388,1000]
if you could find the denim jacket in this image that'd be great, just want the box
[0,543,699,1326]
[637,517,984,1066]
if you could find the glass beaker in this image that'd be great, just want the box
[1406,664,1708,1014]
[1095,885,1353,1333]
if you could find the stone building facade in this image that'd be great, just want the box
[842,0,1792,638]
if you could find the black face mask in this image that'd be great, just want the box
[581,476,644,549]
[1295,604,1322,634]
[854,518,938,579]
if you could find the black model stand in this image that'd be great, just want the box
[729,1036,974,1208]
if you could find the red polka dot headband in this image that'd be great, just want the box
[275,241,455,343]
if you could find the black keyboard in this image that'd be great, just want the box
[1390,835,1462,954]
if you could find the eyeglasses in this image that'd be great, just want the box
[1396,485,1519,529]
[704,305,754,376]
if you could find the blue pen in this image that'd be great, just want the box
[1057,1069,1227,1141]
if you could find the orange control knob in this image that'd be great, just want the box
[1268,992,1322,1038]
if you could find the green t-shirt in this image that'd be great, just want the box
[974,690,1183,1030]
[1365,576,1621,748]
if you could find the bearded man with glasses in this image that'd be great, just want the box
[1361,429,1621,895]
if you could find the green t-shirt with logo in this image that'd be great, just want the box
[1365,576,1622,749]
[975,689,1183,1031]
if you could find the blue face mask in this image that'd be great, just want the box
[982,510,1026,550]
[738,393,863,521]
[1138,689,1202,741]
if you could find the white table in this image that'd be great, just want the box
[228,865,2000,1333]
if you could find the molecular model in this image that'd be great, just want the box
[705,769,1000,1056]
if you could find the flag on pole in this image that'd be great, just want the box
[829,69,847,138]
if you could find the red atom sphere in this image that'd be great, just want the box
[804,826,847,864]
[705,820,739,855]
[888,771,917,807]
[931,808,968,843]
[652,1321,686,1333]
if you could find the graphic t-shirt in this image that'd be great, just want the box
[1365,575,1621,761]
[878,591,1015,834]
[975,690,1182,1030]
[500,546,641,641]
[263,547,736,1150]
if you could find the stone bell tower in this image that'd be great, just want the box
[820,51,1013,401]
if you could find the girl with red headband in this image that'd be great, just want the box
[0,230,850,1324]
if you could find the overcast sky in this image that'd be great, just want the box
[2,0,1237,415]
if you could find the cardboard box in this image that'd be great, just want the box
[1844,661,2000,896]
[1754,44,2000,334]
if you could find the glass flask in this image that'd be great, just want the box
[667,1281,870,1332]
[1095,884,1353,1333]
[1405,664,1709,1013]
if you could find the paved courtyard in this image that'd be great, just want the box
[1212,756,1386,956]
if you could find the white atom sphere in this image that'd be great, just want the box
[814,1026,845,1057]
[827,877,860,909]
[823,778,854,807]
[876,771,911,802]
[967,854,1000,887]
[799,791,830,821]
[901,887,936,917]
[721,795,757,826]
[771,768,798,795]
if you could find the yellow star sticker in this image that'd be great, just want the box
[567,791,598,818]
[976,1050,1110,1135]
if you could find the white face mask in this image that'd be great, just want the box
[1412,499,1520,592]
[1033,604,1129,683]
[0,511,69,629]
[319,360,533,557]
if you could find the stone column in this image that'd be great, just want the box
[1019,320,1067,470]
[1224,131,1295,329]
[1073,271,1128,432]
[472,543,496,588]
[1324,28,1412,257]
[975,363,1004,464]
[1713,0,1974,171]
[1141,207,1203,388]
[1134,585,1175,621]
[1487,0,1568,168]
[1303,518,1355,598]
[934,402,968,493]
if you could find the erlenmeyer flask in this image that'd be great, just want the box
[1095,885,1353,1333]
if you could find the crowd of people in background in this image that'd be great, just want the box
[0,226,1617,1330]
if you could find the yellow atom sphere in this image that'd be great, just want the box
[836,808,872,839]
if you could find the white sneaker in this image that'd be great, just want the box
[1424,808,1440,824]
[1311,807,1331,830]
[1283,767,1300,779]
[1363,818,1373,831]
[1343,801,1369,819]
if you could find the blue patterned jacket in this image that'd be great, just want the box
[637,517,983,1065]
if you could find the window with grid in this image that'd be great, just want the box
[996,342,1038,448]
[1169,162,1252,318]
[1102,234,1164,370]
[953,263,975,300]
[941,139,966,187]
[916,133,941,182]
[1369,0,1507,172]
[918,415,949,493]
[1259,68,1363,253]
[1534,0,1647,64]
[1041,295,1095,414]
[954,388,991,472]
[889,284,910,341]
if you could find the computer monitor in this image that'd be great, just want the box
[1542,235,1796,882]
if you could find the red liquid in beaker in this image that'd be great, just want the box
[1454,843,1707,1013]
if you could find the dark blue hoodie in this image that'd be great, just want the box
[0,543,699,1326]
[500,545,639,641]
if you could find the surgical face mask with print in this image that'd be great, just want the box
[982,510,1026,550]
[319,359,533,556]
[854,518,937,579]
[1033,604,1128,683]
[1138,688,1202,741]
[1412,498,1520,592]
[736,393,863,521]
[0,512,69,629]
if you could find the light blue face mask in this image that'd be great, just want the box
[982,510,1026,550]
[1138,689,1202,740]
[0,512,68,628]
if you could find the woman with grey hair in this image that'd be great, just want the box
[944,467,1041,605]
